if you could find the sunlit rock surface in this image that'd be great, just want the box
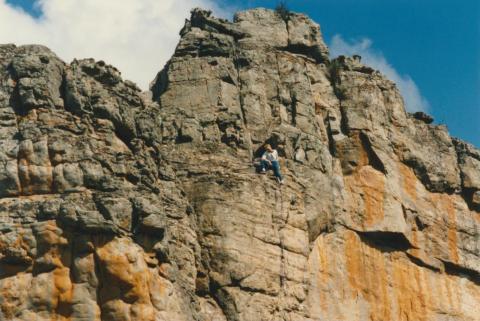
[0,8,478,321]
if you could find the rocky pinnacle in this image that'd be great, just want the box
[0,8,479,321]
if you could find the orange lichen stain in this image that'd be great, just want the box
[53,268,73,302]
[314,237,329,313]
[36,221,68,271]
[413,266,429,319]
[410,230,419,248]
[344,230,391,321]
[0,278,19,319]
[316,237,329,285]
[40,220,65,244]
[345,231,361,296]
[344,224,479,321]
[407,231,428,264]
[0,273,32,319]
[443,274,462,314]
[344,164,386,228]
[358,166,386,226]
[52,267,74,320]
[424,270,440,313]
[392,258,430,321]
[445,204,459,264]
[311,229,480,321]
[17,139,54,196]
[432,194,459,263]
[46,225,74,320]
[399,163,418,200]
[391,253,470,321]
[95,238,155,321]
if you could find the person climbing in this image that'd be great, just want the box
[260,144,284,184]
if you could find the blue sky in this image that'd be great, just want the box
[4,0,480,147]
[6,0,41,17]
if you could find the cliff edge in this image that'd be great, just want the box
[0,8,479,321]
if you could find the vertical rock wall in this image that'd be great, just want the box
[0,8,478,321]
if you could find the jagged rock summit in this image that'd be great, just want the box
[0,7,479,321]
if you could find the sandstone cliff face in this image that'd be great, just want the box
[0,8,479,321]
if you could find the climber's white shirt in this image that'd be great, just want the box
[262,150,279,162]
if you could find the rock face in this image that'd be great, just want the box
[0,8,479,321]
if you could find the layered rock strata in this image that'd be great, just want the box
[0,8,478,321]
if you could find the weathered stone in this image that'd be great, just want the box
[472,191,480,208]
[286,13,329,62]
[234,8,289,48]
[0,8,478,321]
[412,111,434,124]
[455,138,480,190]
[7,45,65,112]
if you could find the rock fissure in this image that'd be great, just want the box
[232,46,249,132]
[405,252,442,273]
[441,260,480,285]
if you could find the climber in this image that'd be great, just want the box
[260,144,284,184]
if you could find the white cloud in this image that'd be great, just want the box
[0,0,233,89]
[329,35,430,112]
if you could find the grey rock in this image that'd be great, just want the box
[412,111,434,124]
[0,8,479,321]
[472,191,480,209]
[7,45,65,112]
[287,13,329,62]
[455,138,480,190]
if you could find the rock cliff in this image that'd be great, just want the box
[0,8,479,321]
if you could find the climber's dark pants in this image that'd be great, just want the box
[261,160,283,180]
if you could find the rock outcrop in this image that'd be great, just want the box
[0,8,479,321]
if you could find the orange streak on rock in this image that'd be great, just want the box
[0,278,18,319]
[446,204,459,264]
[392,257,430,321]
[435,195,459,264]
[344,230,392,321]
[310,229,480,321]
[444,274,462,314]
[399,163,417,201]
[413,266,428,319]
[344,165,386,228]
[345,231,361,298]
[53,267,74,320]
[410,230,419,249]
[358,166,385,226]
[95,238,155,321]
[314,237,329,313]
